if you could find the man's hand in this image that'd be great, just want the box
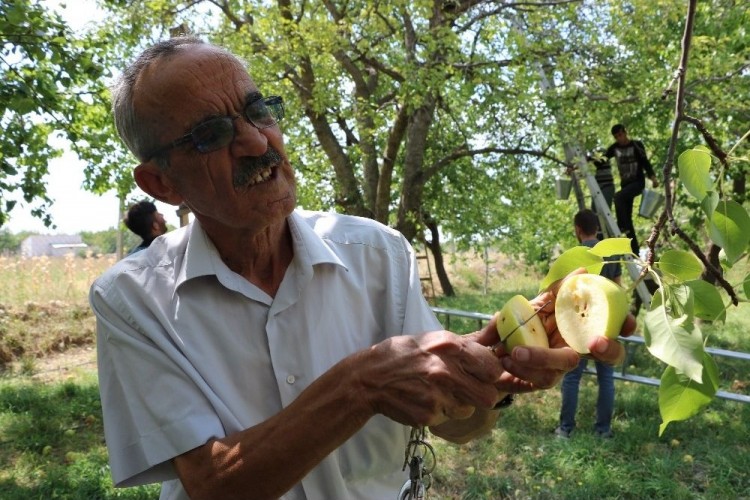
[530,268,636,364]
[366,270,637,443]
[471,268,636,392]
[651,175,660,188]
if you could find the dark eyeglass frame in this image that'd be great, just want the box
[143,95,284,162]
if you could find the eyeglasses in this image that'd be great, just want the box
[143,95,284,162]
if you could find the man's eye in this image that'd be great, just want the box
[193,123,220,143]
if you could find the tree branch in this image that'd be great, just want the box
[648,0,739,306]
[422,145,564,182]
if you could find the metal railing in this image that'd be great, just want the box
[431,306,750,404]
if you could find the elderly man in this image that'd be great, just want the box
[90,37,633,499]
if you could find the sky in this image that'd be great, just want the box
[5,150,181,235]
[5,0,182,235]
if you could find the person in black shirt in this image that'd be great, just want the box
[123,200,168,254]
[586,147,616,215]
[605,124,659,254]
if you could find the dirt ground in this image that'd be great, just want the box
[9,345,97,383]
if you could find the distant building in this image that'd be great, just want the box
[20,235,88,258]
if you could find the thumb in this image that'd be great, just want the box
[473,312,501,347]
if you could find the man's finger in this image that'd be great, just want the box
[588,337,626,365]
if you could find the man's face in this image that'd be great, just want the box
[613,130,629,146]
[153,211,168,236]
[135,45,296,236]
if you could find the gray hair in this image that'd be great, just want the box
[111,36,242,168]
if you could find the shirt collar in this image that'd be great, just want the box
[176,209,348,289]
[287,210,348,271]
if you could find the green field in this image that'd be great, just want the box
[0,254,748,499]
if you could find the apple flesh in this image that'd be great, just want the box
[555,274,629,354]
[495,294,549,350]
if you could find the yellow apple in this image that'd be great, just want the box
[555,274,629,354]
[494,295,549,350]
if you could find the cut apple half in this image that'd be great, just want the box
[494,294,549,351]
[555,274,629,354]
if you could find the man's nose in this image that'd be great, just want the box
[231,117,269,157]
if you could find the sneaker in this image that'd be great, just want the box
[596,429,614,439]
[554,427,571,439]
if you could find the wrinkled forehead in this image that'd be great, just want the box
[133,45,255,123]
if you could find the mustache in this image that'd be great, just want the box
[233,145,284,188]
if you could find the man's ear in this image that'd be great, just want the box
[134,163,183,206]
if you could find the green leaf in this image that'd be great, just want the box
[718,249,732,271]
[684,279,726,322]
[539,246,603,291]
[708,200,750,264]
[10,96,37,115]
[588,237,632,258]
[677,149,712,201]
[655,249,703,280]
[700,191,719,218]
[744,274,750,300]
[644,300,704,383]
[658,352,718,436]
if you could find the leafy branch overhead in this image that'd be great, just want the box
[0,0,111,228]
[4,2,748,278]
[538,0,748,434]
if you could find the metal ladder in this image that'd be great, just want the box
[416,248,437,304]
[568,151,653,310]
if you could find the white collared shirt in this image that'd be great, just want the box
[91,209,441,500]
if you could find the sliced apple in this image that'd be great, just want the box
[494,294,549,351]
[555,274,629,354]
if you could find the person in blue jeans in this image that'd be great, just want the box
[555,209,623,439]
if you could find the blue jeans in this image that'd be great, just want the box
[559,358,615,434]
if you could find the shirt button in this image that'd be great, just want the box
[286,375,296,384]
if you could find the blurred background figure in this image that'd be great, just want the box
[555,209,624,439]
[123,200,168,254]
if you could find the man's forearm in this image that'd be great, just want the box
[173,355,372,499]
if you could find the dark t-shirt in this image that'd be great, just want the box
[605,140,655,187]
[593,157,615,190]
[127,237,156,256]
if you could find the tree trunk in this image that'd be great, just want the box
[396,100,436,241]
[424,214,455,297]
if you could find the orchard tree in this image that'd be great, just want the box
[79,1,748,294]
[88,0,585,294]
[0,0,111,228]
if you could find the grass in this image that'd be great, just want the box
[429,379,750,499]
[0,253,748,499]
[0,372,159,499]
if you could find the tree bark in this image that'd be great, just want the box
[700,243,723,285]
[732,169,746,203]
[396,100,435,241]
[424,214,455,297]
